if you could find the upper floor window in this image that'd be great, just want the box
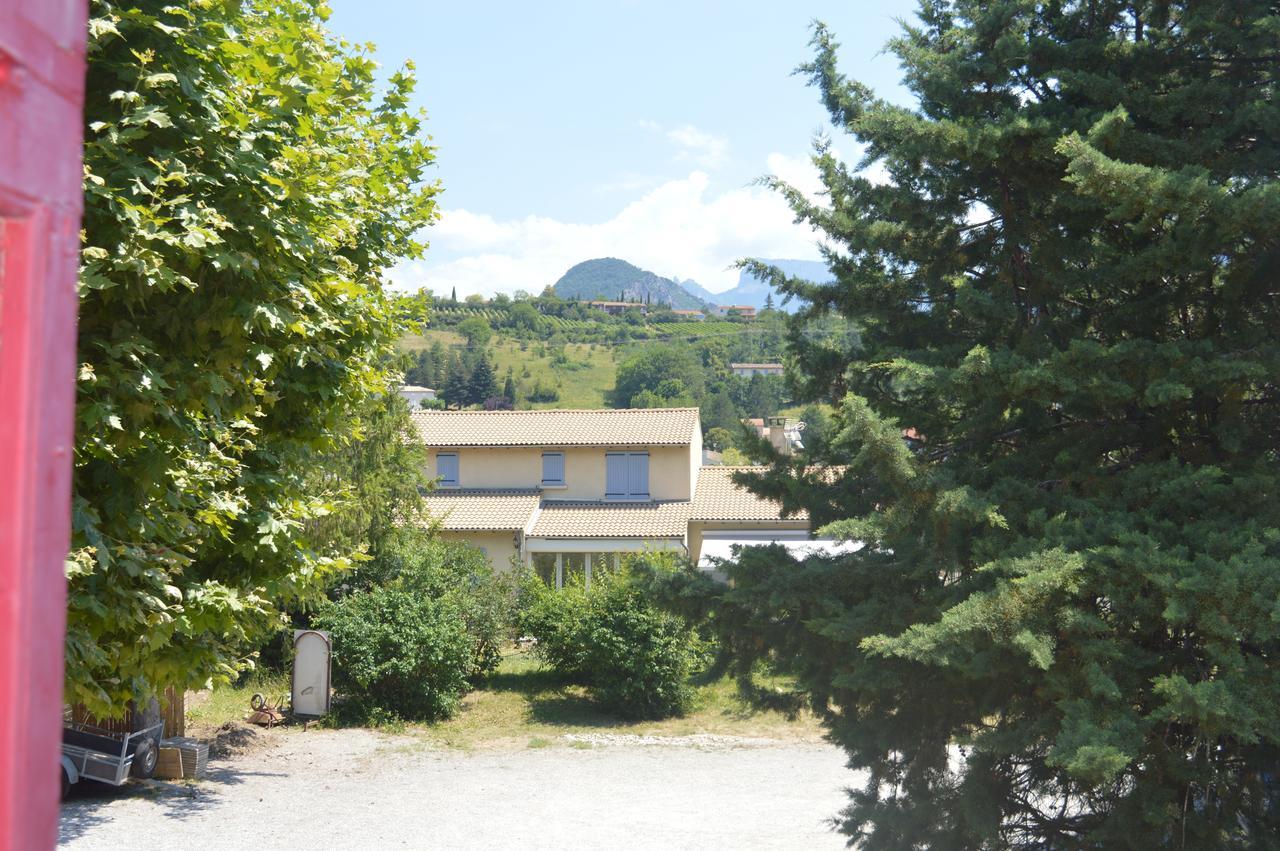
[436,452,459,488]
[542,452,565,487]
[605,452,649,500]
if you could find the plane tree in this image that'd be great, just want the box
[69,1,438,714]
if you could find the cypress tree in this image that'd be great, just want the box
[503,369,516,404]
[441,353,468,408]
[707,5,1280,847]
[428,340,446,388]
[467,355,497,406]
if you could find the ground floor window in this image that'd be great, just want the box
[530,552,619,589]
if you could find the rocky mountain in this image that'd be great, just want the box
[674,277,720,304]
[552,258,712,310]
[552,257,833,314]
[696,259,833,313]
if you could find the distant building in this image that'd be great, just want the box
[715,305,757,320]
[588,300,646,316]
[730,362,784,377]
[671,309,706,321]
[743,416,804,455]
[411,407,816,573]
[399,385,436,408]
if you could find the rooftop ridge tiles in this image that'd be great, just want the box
[409,406,701,416]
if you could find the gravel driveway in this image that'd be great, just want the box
[59,728,856,849]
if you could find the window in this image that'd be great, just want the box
[532,553,619,589]
[436,452,459,487]
[532,553,556,587]
[561,553,586,587]
[541,452,565,487]
[605,452,648,500]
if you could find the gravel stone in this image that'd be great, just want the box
[59,728,855,849]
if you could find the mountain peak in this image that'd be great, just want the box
[552,258,711,310]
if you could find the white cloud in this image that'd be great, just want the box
[765,151,829,205]
[765,145,893,207]
[666,125,728,168]
[639,120,729,169]
[392,165,828,298]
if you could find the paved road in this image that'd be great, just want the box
[60,729,855,849]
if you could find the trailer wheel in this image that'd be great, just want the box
[61,766,71,799]
[130,737,158,779]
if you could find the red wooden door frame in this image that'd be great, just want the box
[0,2,87,849]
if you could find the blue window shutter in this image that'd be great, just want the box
[437,453,459,486]
[605,453,627,498]
[542,452,565,485]
[627,453,649,499]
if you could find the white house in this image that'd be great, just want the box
[399,384,436,408]
[730,362,784,377]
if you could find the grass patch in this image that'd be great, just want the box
[185,671,290,736]
[400,330,619,409]
[491,340,617,409]
[407,650,823,749]
[399,329,464,350]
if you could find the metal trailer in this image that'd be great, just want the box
[60,720,163,797]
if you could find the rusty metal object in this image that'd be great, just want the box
[245,692,288,728]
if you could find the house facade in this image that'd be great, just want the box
[588,300,646,316]
[730,362,784,377]
[412,408,810,584]
[399,384,437,408]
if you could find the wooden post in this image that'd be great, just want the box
[0,2,88,849]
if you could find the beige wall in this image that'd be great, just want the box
[686,520,810,564]
[427,445,695,501]
[689,427,702,497]
[439,530,521,574]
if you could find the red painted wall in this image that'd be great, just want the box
[0,1,87,848]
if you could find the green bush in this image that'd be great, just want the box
[355,531,514,682]
[517,576,590,678]
[518,560,700,719]
[315,531,515,723]
[314,587,471,722]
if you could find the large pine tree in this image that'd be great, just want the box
[714,4,1279,847]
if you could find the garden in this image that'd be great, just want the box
[187,538,819,748]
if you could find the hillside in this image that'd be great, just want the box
[402,330,617,409]
[552,258,711,310]
[399,297,795,416]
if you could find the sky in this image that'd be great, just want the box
[326,0,921,297]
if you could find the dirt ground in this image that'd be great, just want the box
[59,725,856,849]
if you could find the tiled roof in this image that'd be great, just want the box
[411,408,699,447]
[530,501,691,539]
[691,466,808,522]
[421,489,541,531]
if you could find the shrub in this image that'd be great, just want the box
[581,575,697,719]
[527,380,559,402]
[517,575,590,678]
[314,587,471,722]
[357,531,515,682]
[517,560,699,719]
